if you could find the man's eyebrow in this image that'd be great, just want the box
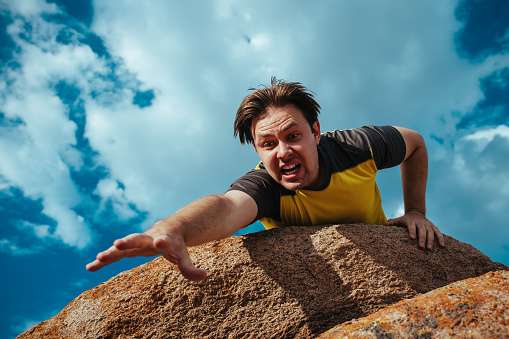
[258,122,300,139]
[281,121,299,131]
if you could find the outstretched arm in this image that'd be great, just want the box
[385,127,445,250]
[86,190,257,280]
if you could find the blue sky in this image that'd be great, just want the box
[1,0,508,337]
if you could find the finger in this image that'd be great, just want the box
[416,224,426,248]
[86,246,159,271]
[86,244,124,271]
[385,218,395,226]
[114,233,155,250]
[155,237,207,281]
[406,221,417,240]
[86,259,107,272]
[86,234,159,272]
[86,248,125,272]
[434,225,446,247]
[426,225,435,250]
[386,218,407,228]
[172,253,208,281]
[106,233,157,262]
[90,242,166,268]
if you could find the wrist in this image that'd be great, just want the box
[405,208,426,217]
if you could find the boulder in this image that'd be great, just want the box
[18,224,508,339]
[318,270,509,338]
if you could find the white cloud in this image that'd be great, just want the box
[0,85,92,248]
[427,127,509,262]
[89,0,509,134]
[94,177,138,220]
[18,221,52,238]
[464,124,509,143]
[0,1,111,249]
[1,0,59,18]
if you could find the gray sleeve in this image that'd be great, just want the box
[362,125,406,169]
[227,167,282,222]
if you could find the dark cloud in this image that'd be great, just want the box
[79,33,109,58]
[457,67,509,129]
[54,81,85,144]
[43,1,107,59]
[0,13,15,66]
[454,0,509,62]
[0,187,55,230]
[47,0,93,27]
[0,112,25,129]
[55,28,109,58]
[431,134,445,145]
[133,89,155,108]
[454,1,509,130]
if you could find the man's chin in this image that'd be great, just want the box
[280,180,307,191]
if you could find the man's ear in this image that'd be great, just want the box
[312,121,321,145]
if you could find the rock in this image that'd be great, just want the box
[18,224,508,339]
[318,270,509,338]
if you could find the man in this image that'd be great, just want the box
[87,78,445,281]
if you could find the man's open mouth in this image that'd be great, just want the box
[281,163,300,175]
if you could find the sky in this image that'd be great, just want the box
[0,0,508,337]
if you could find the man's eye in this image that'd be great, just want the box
[288,133,299,140]
[263,142,274,148]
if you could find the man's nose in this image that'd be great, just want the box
[277,142,293,159]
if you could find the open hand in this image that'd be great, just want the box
[86,221,207,281]
[386,210,445,250]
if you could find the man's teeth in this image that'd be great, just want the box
[281,164,299,174]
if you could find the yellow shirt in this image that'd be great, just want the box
[228,126,406,229]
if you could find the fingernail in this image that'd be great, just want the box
[427,243,432,249]
[411,233,416,239]
[420,242,425,247]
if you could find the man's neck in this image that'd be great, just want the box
[303,152,327,190]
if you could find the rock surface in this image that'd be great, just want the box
[18,224,508,339]
[318,270,509,338]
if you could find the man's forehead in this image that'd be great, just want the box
[251,105,306,135]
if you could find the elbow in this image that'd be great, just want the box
[395,127,426,162]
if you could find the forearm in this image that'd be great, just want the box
[400,134,428,215]
[158,194,242,247]
[389,127,444,249]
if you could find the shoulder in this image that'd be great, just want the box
[227,167,287,222]
[321,126,402,146]
[319,127,374,157]
[231,166,275,186]
[319,126,405,170]
[227,167,290,197]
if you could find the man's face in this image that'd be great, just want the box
[252,104,321,191]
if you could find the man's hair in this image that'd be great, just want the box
[234,77,321,144]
